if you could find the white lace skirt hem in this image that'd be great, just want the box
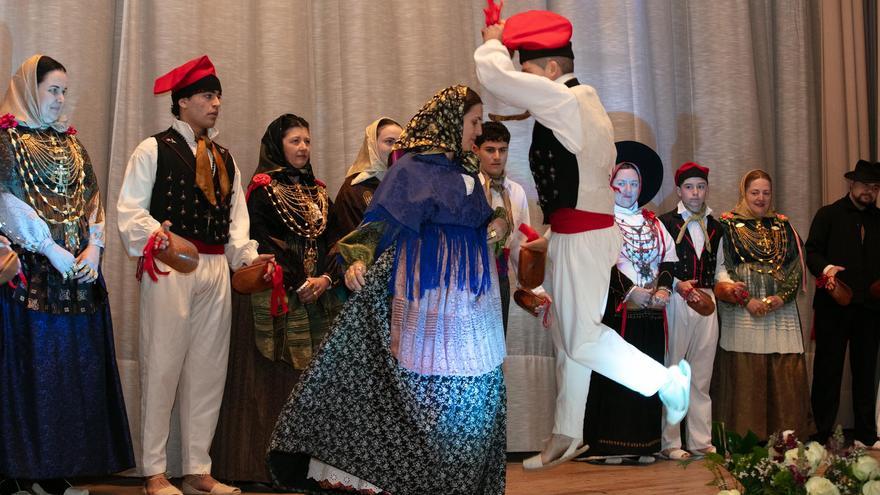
[307,457,384,493]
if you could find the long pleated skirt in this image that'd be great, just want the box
[0,283,134,478]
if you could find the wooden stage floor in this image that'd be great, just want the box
[74,457,720,494]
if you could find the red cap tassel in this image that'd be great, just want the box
[540,296,553,328]
[270,263,288,317]
[484,0,503,26]
[137,233,170,282]
[616,303,628,339]
[663,308,669,353]
[518,223,540,242]
[8,266,26,289]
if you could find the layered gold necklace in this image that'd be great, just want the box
[265,180,328,276]
[8,128,86,251]
[727,217,788,278]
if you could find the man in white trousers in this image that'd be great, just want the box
[658,162,721,460]
[117,55,271,495]
[474,10,691,470]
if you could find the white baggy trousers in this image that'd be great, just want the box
[139,253,232,476]
[661,289,718,451]
[548,226,670,440]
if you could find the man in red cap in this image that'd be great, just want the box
[657,162,721,460]
[117,55,271,495]
[475,11,691,470]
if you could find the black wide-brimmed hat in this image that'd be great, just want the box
[844,159,880,183]
[614,140,664,207]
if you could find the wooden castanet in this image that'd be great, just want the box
[687,288,716,316]
[0,246,20,284]
[155,232,199,274]
[868,280,880,301]
[513,288,548,317]
[714,281,748,305]
[232,261,273,294]
[826,278,853,306]
[517,247,545,290]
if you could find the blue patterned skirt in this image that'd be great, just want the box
[0,281,134,478]
[268,250,506,495]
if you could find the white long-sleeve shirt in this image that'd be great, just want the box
[116,119,258,268]
[474,39,616,217]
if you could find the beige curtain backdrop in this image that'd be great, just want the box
[820,0,870,203]
[1,0,829,470]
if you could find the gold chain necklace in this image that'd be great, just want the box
[726,217,787,278]
[266,180,328,277]
[8,128,86,251]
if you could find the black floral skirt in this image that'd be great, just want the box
[267,249,506,495]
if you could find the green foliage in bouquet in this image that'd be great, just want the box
[695,423,880,495]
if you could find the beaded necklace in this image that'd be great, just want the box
[8,128,86,251]
[725,216,788,279]
[265,180,328,276]
[616,211,662,287]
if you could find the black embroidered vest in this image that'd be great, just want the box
[529,78,581,223]
[148,128,235,245]
[658,209,722,288]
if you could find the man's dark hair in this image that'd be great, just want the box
[530,56,574,75]
[475,121,511,147]
[171,88,224,117]
[36,56,67,84]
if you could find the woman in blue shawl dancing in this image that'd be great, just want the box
[267,85,507,495]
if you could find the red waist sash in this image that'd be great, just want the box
[549,208,614,234]
[186,237,225,255]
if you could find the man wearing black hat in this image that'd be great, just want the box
[475,13,691,470]
[117,55,270,495]
[806,159,880,449]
